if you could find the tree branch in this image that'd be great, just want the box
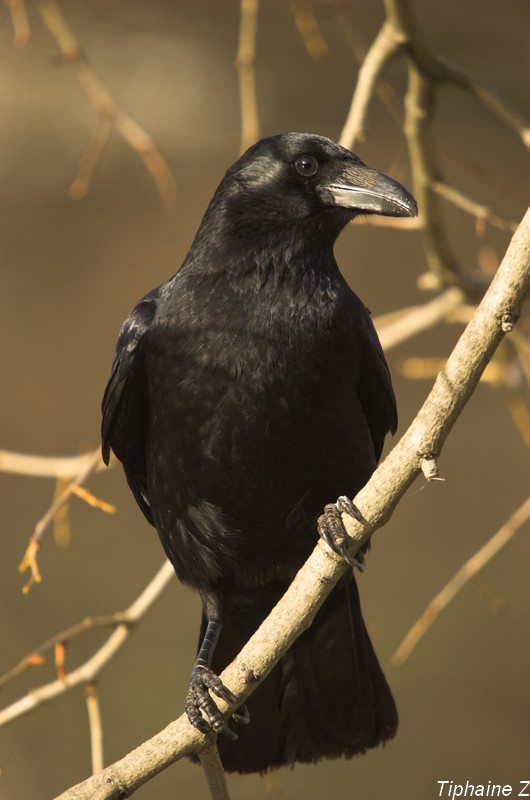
[236,0,260,154]
[392,494,530,666]
[36,1,179,213]
[339,19,401,150]
[0,561,175,728]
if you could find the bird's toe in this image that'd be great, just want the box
[317,497,366,570]
[185,667,246,740]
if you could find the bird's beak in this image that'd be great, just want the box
[327,168,417,218]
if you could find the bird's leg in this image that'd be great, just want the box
[185,618,250,740]
[317,495,367,570]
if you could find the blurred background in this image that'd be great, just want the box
[0,2,528,798]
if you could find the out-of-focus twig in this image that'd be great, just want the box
[0,448,105,479]
[438,60,530,151]
[198,743,231,800]
[339,18,401,149]
[432,181,518,234]
[68,115,113,201]
[376,286,464,351]
[17,448,105,593]
[237,0,260,154]
[290,0,328,59]
[332,0,404,129]
[85,682,105,775]
[403,51,461,285]
[5,0,30,44]
[264,771,287,800]
[36,1,178,213]
[392,495,530,667]
[0,612,130,690]
[0,559,175,728]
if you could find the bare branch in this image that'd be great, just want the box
[0,612,129,690]
[17,448,104,592]
[339,19,401,150]
[376,287,465,351]
[236,0,260,154]
[438,60,530,151]
[37,1,178,213]
[0,560,175,729]
[52,208,530,800]
[290,0,328,60]
[5,0,30,45]
[0,448,104,479]
[432,181,518,234]
[69,115,113,201]
[85,682,105,775]
[392,495,530,667]
[198,743,232,800]
[332,1,404,129]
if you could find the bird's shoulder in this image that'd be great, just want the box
[101,285,160,467]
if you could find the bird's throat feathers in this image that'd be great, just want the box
[184,202,351,306]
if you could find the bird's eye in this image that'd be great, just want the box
[293,155,319,178]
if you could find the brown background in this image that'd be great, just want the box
[1,2,529,799]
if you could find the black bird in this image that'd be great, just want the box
[102,132,417,773]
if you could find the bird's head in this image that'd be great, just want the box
[209,132,417,247]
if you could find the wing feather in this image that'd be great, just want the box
[101,287,159,522]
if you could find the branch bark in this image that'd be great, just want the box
[53,208,530,800]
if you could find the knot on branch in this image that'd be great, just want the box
[239,662,259,684]
[419,453,444,482]
[498,311,517,332]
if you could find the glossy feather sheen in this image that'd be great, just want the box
[101,133,412,771]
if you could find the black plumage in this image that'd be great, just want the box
[102,132,417,772]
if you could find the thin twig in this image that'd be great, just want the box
[236,0,260,154]
[69,115,114,200]
[339,19,401,150]
[438,59,530,151]
[18,449,104,592]
[198,743,232,800]
[5,0,30,45]
[0,448,105,479]
[37,1,178,213]
[392,495,530,667]
[85,682,105,775]
[290,0,328,60]
[332,0,404,129]
[404,61,460,285]
[0,560,175,728]
[376,287,464,351]
[0,613,129,690]
[263,771,287,800]
[432,181,518,234]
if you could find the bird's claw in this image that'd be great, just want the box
[185,667,249,740]
[317,495,366,570]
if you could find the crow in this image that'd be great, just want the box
[102,132,417,773]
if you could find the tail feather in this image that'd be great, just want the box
[212,576,397,773]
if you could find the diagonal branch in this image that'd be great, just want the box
[52,209,530,800]
[339,19,402,150]
[37,1,178,213]
[391,494,530,666]
[0,560,175,728]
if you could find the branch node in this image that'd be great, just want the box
[498,312,517,333]
[419,453,444,481]
[239,662,259,684]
